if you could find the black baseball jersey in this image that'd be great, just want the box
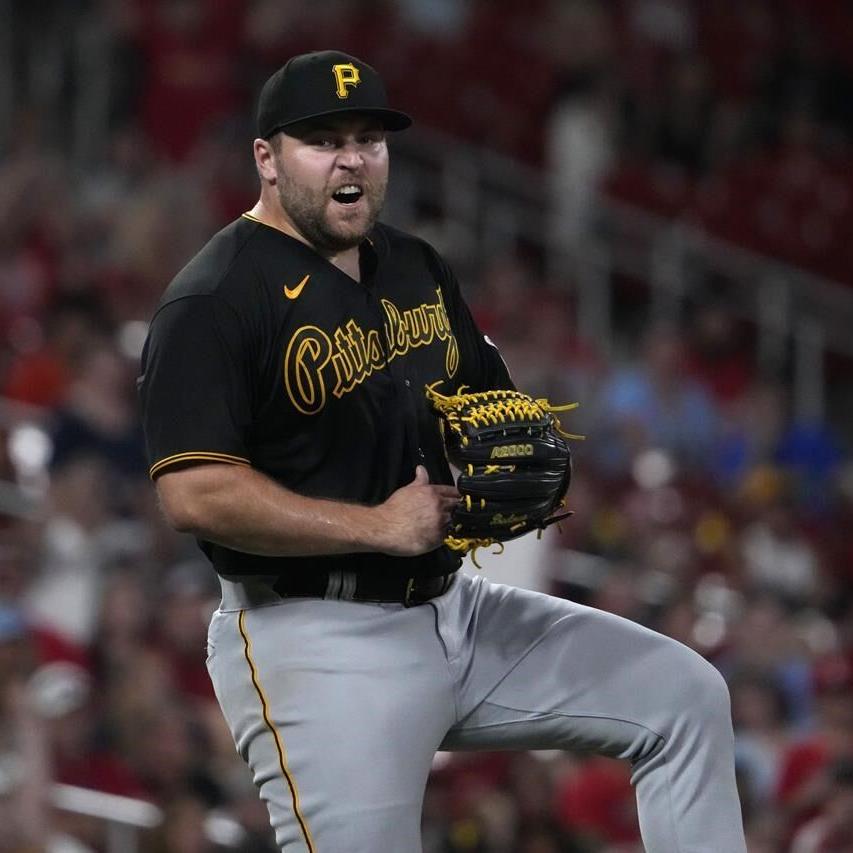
[138,213,512,579]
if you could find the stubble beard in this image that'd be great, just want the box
[275,162,387,254]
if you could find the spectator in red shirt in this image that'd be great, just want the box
[777,652,853,834]
[132,0,246,162]
[554,755,640,846]
[791,759,853,853]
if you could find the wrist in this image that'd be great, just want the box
[342,501,391,553]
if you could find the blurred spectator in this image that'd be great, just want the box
[92,566,153,677]
[2,299,99,410]
[625,0,697,56]
[0,536,90,673]
[745,808,788,853]
[775,418,843,511]
[24,453,153,649]
[777,652,853,836]
[192,124,259,227]
[0,532,38,609]
[718,379,842,505]
[652,56,717,175]
[594,323,720,473]
[130,0,245,163]
[468,252,540,345]
[730,666,793,807]
[554,755,640,848]
[396,0,471,38]
[722,592,814,730]
[126,705,223,806]
[0,162,59,335]
[488,288,603,403]
[686,300,754,405]
[790,759,853,853]
[102,171,214,324]
[586,563,648,625]
[24,455,114,646]
[31,659,147,802]
[513,817,593,853]
[716,383,788,487]
[149,561,219,704]
[218,768,278,853]
[545,1,615,249]
[0,613,95,852]
[77,126,156,229]
[141,794,228,853]
[738,488,822,604]
[49,337,146,480]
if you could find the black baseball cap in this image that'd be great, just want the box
[256,50,412,139]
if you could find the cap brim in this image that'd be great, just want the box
[271,107,412,137]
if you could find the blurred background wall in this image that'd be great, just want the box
[1,1,852,851]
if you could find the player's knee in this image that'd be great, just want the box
[674,647,731,727]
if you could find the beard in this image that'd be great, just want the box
[274,159,387,254]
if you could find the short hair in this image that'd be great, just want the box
[270,130,286,154]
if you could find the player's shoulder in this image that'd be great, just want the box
[372,221,448,273]
[157,216,260,307]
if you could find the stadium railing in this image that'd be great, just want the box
[52,783,246,853]
[393,127,853,424]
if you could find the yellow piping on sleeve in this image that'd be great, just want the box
[149,451,251,480]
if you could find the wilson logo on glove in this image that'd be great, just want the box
[425,383,583,566]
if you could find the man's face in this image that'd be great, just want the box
[272,115,389,253]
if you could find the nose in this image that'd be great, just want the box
[335,142,364,170]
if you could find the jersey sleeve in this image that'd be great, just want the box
[138,295,254,479]
[431,250,515,392]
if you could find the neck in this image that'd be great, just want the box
[249,197,361,282]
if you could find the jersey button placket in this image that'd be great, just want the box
[402,378,425,461]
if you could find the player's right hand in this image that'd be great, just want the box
[374,465,459,556]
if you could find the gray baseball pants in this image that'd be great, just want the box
[206,571,747,852]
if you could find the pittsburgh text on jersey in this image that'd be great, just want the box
[283,287,459,415]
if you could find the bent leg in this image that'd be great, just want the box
[207,599,455,853]
[438,574,746,853]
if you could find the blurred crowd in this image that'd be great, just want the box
[2,0,853,851]
[7,0,853,281]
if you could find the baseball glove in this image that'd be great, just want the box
[425,384,582,563]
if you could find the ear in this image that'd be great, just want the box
[253,138,278,184]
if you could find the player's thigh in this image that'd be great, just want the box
[207,600,456,852]
[440,576,725,758]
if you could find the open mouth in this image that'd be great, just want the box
[332,185,364,205]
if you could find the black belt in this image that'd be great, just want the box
[272,570,456,607]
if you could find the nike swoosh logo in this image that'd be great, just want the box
[284,274,310,300]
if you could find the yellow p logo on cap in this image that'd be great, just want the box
[332,63,361,99]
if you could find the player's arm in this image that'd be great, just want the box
[155,461,457,557]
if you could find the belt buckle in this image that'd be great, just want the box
[404,574,450,607]
[403,577,417,608]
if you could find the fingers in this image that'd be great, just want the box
[395,470,459,546]
[408,466,459,495]
[379,469,460,556]
[411,469,458,503]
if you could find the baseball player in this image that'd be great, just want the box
[138,51,747,851]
